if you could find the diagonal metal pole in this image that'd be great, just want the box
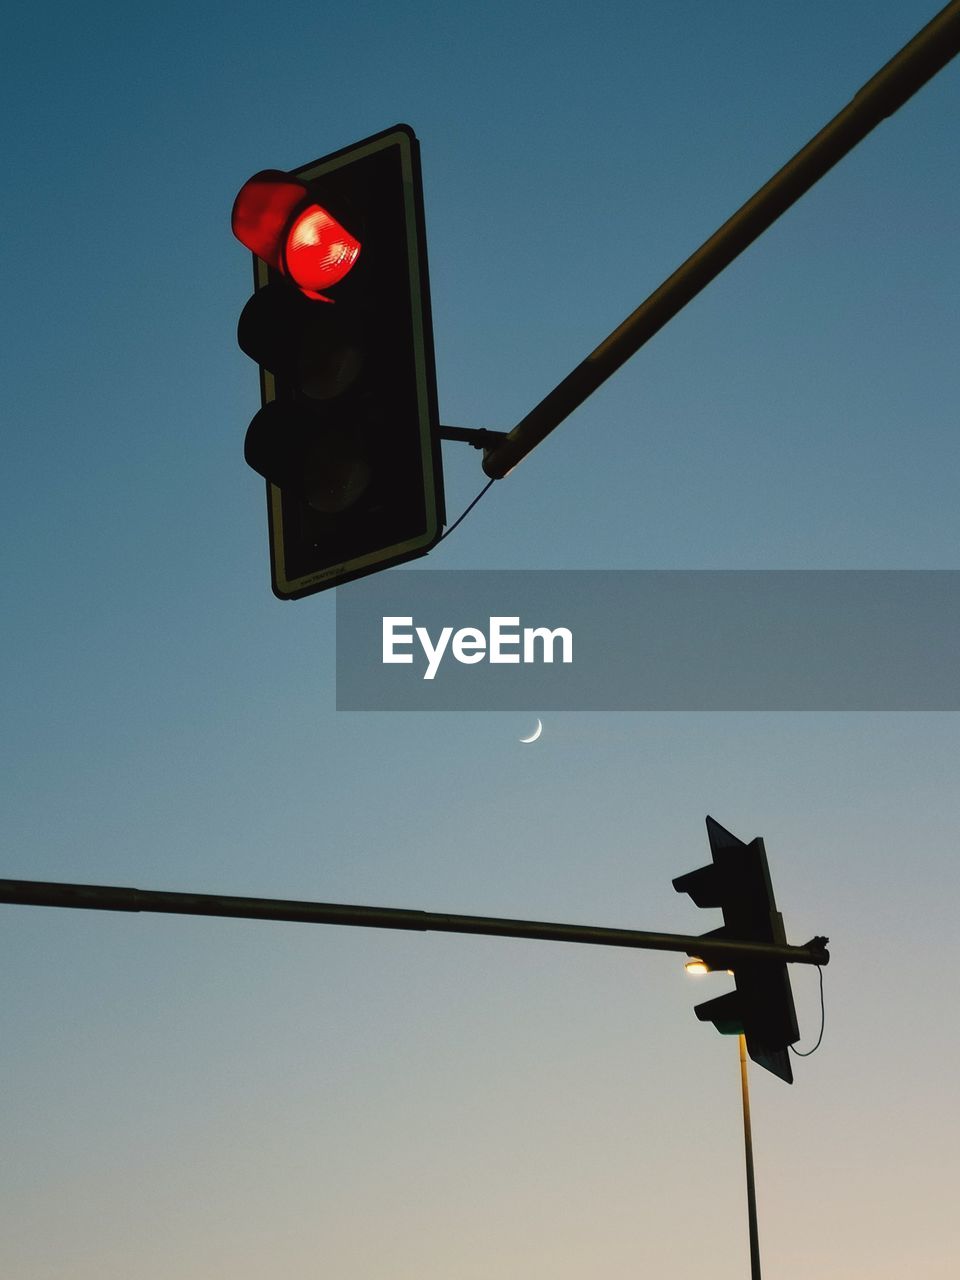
[482,0,960,480]
[0,878,829,967]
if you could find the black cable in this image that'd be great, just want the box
[790,963,825,1057]
[437,477,496,543]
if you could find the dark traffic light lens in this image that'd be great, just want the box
[238,284,363,397]
[302,428,372,513]
[244,401,371,514]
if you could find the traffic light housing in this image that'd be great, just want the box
[673,817,800,1083]
[232,125,445,599]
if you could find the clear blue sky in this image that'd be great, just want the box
[2,2,958,1276]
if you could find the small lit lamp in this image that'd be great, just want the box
[684,956,735,976]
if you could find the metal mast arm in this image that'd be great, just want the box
[0,877,829,966]
[482,0,960,479]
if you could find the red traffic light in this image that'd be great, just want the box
[231,170,361,301]
[234,126,444,599]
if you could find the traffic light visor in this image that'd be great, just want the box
[232,170,307,266]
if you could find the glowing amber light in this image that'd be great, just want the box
[685,958,709,974]
[231,169,361,301]
[283,205,361,301]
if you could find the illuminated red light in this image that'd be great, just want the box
[231,169,361,301]
[284,205,361,301]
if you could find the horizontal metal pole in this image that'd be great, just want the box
[0,878,829,966]
[482,0,960,479]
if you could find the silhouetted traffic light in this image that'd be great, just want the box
[232,125,444,599]
[673,817,800,1083]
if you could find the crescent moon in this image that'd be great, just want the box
[520,719,543,744]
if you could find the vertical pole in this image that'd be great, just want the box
[739,1034,762,1279]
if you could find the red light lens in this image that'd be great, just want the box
[283,205,361,301]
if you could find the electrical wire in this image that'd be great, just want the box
[789,963,825,1057]
[437,477,496,543]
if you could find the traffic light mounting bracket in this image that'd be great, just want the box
[439,425,508,450]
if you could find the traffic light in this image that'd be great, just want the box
[232,125,445,599]
[673,817,800,1083]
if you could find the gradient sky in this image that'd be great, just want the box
[2,2,959,1277]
